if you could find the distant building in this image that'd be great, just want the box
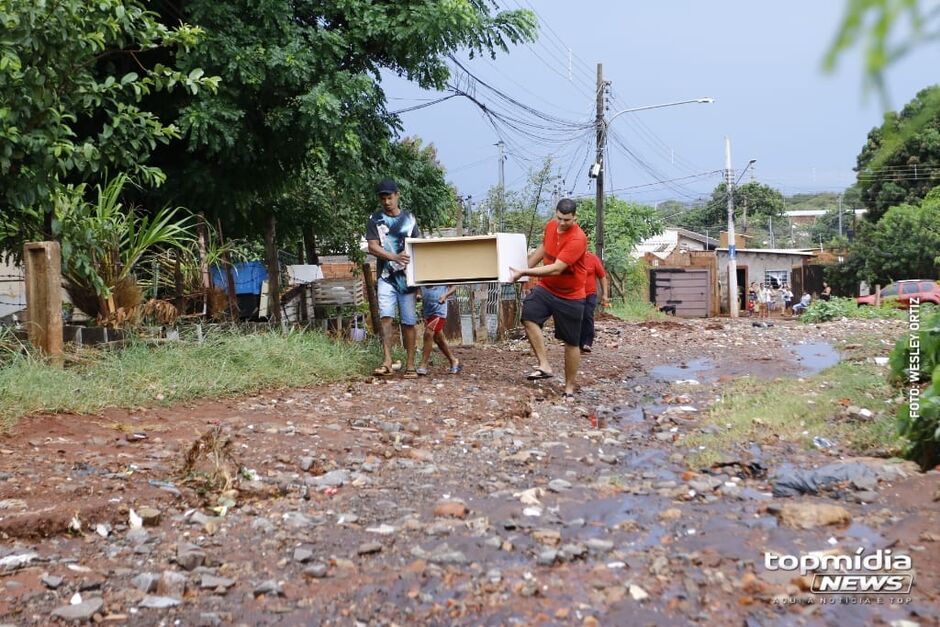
[784,208,867,226]
[631,228,718,260]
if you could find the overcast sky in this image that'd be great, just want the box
[381,1,934,208]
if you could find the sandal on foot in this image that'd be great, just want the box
[402,369,419,379]
[562,392,576,402]
[526,368,553,380]
[416,367,429,376]
[449,363,462,374]
[373,365,395,376]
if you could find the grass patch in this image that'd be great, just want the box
[0,328,379,430]
[608,299,666,321]
[798,296,906,323]
[684,359,901,468]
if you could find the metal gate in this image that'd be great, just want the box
[650,268,710,318]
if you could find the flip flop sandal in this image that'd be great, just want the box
[562,392,576,402]
[416,367,429,376]
[402,369,419,379]
[373,365,395,376]
[526,368,553,380]
[449,363,463,374]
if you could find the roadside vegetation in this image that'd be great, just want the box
[608,299,665,322]
[797,296,907,323]
[685,335,902,468]
[0,329,377,430]
[889,308,940,469]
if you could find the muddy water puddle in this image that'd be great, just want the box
[790,341,841,375]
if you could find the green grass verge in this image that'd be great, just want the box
[608,299,666,322]
[683,351,901,468]
[798,296,908,323]
[0,329,378,430]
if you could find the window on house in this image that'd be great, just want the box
[764,270,789,289]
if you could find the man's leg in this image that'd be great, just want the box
[402,325,417,370]
[398,290,419,371]
[381,317,395,368]
[523,320,552,373]
[580,293,597,350]
[377,280,397,369]
[563,343,581,395]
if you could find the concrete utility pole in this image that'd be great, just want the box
[725,137,739,318]
[837,193,843,237]
[496,141,506,232]
[769,215,775,248]
[594,63,606,262]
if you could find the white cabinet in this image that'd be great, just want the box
[405,233,529,286]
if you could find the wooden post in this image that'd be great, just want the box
[875,284,881,307]
[264,214,281,322]
[174,250,185,314]
[361,261,383,340]
[24,242,64,365]
[216,219,239,320]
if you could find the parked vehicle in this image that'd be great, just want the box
[856,280,940,307]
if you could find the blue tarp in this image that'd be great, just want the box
[210,261,267,295]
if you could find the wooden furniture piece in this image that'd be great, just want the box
[405,233,529,286]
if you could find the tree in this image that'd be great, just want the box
[675,181,784,235]
[825,1,940,108]
[854,85,940,222]
[575,197,663,274]
[146,0,536,241]
[832,188,940,291]
[0,0,216,257]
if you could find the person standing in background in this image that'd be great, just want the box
[579,250,610,353]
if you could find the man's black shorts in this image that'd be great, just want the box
[521,285,585,346]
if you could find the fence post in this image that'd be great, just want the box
[361,262,383,341]
[23,241,64,366]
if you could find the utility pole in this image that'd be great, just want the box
[837,193,843,238]
[769,215,775,248]
[594,63,606,262]
[496,141,506,232]
[725,137,739,318]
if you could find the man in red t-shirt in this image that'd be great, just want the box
[580,251,610,353]
[509,199,587,400]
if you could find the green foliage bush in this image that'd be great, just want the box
[798,297,904,323]
[889,309,940,469]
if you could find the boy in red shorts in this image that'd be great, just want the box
[417,285,461,375]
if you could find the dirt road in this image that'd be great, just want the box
[1,316,937,625]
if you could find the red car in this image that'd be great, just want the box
[856,280,940,307]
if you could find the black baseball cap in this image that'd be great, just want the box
[376,179,399,194]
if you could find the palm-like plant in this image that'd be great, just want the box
[54,174,195,319]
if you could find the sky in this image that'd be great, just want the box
[381,1,935,209]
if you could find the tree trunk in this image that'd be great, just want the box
[174,250,185,314]
[362,262,382,340]
[264,215,281,322]
[304,227,319,265]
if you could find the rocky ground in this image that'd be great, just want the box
[1,315,938,626]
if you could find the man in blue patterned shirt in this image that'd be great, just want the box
[366,179,422,378]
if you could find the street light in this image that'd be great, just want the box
[606,98,715,125]
[594,96,714,263]
[725,141,757,319]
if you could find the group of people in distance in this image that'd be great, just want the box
[365,178,607,401]
[747,280,829,317]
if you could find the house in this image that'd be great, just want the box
[643,241,819,318]
[632,228,718,260]
[715,248,817,313]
